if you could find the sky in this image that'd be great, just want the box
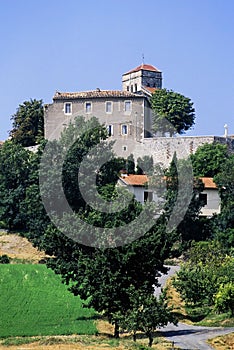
[0,0,234,140]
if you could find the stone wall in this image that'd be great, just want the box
[112,135,233,169]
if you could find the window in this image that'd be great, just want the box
[126,86,129,92]
[131,85,133,92]
[124,101,131,112]
[135,83,137,92]
[199,193,207,205]
[64,102,72,114]
[105,101,112,113]
[85,102,92,113]
[123,146,127,151]
[144,191,153,202]
[122,124,128,135]
[107,125,113,136]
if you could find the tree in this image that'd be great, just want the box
[10,99,44,146]
[30,116,177,337]
[212,154,234,251]
[172,241,234,307]
[164,155,207,250]
[136,155,154,175]
[190,142,229,177]
[151,88,195,136]
[120,288,177,346]
[125,154,135,174]
[0,141,35,230]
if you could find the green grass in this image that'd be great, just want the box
[0,264,98,338]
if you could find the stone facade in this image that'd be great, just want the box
[44,63,234,168]
[122,64,162,93]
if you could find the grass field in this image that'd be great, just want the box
[0,264,97,338]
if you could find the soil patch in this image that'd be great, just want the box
[0,234,47,262]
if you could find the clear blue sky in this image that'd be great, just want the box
[1,0,234,140]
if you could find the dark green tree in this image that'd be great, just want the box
[190,142,229,177]
[136,155,154,175]
[126,153,135,174]
[0,141,35,230]
[10,99,44,146]
[30,116,177,337]
[164,155,207,250]
[151,89,195,136]
[212,154,234,251]
[120,288,177,346]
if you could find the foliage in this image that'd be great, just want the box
[150,88,195,136]
[214,282,234,316]
[136,156,154,175]
[0,254,10,264]
[120,288,177,346]
[0,264,97,337]
[173,241,234,307]
[164,155,207,250]
[10,99,44,146]
[125,153,135,174]
[190,142,229,177]
[0,141,36,230]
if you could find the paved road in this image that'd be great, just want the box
[160,322,234,350]
[154,266,234,349]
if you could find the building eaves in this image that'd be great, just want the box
[122,64,161,75]
[53,90,143,100]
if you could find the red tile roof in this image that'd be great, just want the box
[120,175,217,189]
[143,86,158,94]
[123,64,161,75]
[119,174,148,186]
[200,177,217,189]
[53,90,143,100]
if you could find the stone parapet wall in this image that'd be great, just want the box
[113,135,233,169]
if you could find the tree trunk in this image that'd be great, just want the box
[114,321,119,338]
[147,331,153,347]
[133,332,136,342]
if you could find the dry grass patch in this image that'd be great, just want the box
[0,234,47,263]
[208,332,234,350]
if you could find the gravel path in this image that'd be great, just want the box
[154,266,234,350]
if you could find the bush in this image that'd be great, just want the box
[214,282,234,316]
[0,254,11,264]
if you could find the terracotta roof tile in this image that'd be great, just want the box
[200,177,217,189]
[53,90,142,100]
[120,174,148,186]
[123,64,161,75]
[143,86,158,93]
[120,175,217,189]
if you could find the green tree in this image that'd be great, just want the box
[126,154,135,174]
[0,141,35,230]
[136,155,154,175]
[164,155,207,250]
[10,99,44,146]
[190,142,228,177]
[173,241,234,306]
[214,282,234,316]
[212,154,234,251]
[151,88,195,136]
[120,288,177,346]
[31,116,177,337]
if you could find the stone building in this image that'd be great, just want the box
[44,63,163,158]
[44,63,233,167]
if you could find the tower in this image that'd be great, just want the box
[122,63,162,94]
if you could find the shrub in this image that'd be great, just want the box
[0,254,11,264]
[214,282,234,316]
